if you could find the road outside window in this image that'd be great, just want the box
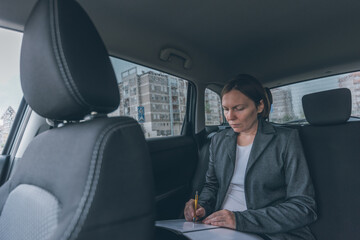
[0,28,23,152]
[269,72,360,124]
[109,57,188,138]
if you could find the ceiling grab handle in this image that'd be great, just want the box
[160,48,192,69]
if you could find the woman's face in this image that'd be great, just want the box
[222,89,264,134]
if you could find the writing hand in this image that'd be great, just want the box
[184,199,206,221]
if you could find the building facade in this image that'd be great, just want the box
[269,87,295,123]
[0,106,16,151]
[110,68,188,138]
[205,89,223,125]
[338,72,360,116]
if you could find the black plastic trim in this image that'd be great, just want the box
[0,155,10,185]
[1,98,28,155]
[181,82,197,136]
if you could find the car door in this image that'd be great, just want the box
[109,57,199,220]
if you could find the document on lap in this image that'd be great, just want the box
[155,219,219,233]
[155,219,264,240]
[184,228,264,240]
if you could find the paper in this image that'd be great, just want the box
[184,228,264,240]
[156,219,265,240]
[155,219,220,233]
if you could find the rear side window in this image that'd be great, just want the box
[269,71,360,124]
[109,57,188,138]
[205,88,223,126]
[0,28,23,152]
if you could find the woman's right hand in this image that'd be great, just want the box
[184,199,206,221]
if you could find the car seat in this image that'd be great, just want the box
[0,0,155,239]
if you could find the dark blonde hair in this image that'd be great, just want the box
[221,74,271,119]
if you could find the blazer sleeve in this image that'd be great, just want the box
[234,130,317,234]
[198,137,219,217]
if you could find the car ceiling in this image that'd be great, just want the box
[1,0,360,88]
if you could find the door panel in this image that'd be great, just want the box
[147,135,198,220]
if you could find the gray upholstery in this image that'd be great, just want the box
[300,89,360,239]
[0,0,155,239]
[0,118,155,240]
[300,122,360,240]
[0,184,59,240]
[302,88,351,125]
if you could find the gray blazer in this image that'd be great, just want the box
[198,119,317,240]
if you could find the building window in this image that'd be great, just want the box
[109,57,189,138]
[269,71,360,123]
[205,88,223,126]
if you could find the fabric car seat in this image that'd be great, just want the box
[0,0,155,239]
[300,88,360,240]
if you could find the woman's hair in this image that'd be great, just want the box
[221,74,271,119]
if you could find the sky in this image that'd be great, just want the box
[0,28,23,117]
[110,57,159,83]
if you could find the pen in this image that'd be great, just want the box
[193,191,198,222]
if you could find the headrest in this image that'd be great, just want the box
[302,88,351,125]
[20,0,119,120]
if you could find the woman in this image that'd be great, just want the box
[184,74,317,240]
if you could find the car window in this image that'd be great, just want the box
[0,28,23,153]
[269,71,360,124]
[205,88,223,126]
[109,57,188,138]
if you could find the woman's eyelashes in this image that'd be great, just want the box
[222,106,246,112]
[234,106,245,111]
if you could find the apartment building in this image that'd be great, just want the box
[338,72,360,116]
[111,67,187,138]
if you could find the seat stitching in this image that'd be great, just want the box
[60,119,139,240]
[50,0,89,108]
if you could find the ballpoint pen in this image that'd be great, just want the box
[193,191,198,222]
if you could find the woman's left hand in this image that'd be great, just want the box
[202,209,236,229]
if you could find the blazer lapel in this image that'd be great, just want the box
[226,131,237,167]
[217,130,237,209]
[246,119,276,174]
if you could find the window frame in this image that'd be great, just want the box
[268,71,360,124]
[109,56,195,138]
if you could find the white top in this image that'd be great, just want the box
[221,143,252,212]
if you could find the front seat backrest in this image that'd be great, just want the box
[0,0,155,239]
